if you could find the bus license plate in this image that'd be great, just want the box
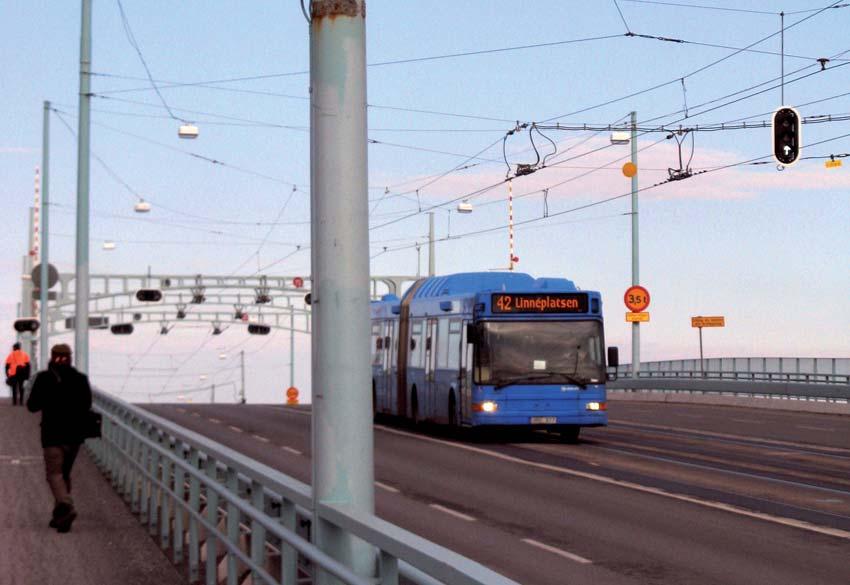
[530,417,557,424]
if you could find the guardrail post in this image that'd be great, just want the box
[140,423,150,524]
[160,451,172,551]
[173,441,186,565]
[188,447,201,583]
[225,467,240,585]
[149,429,160,536]
[130,418,142,514]
[279,498,297,585]
[250,479,266,584]
[205,457,220,585]
[113,424,128,496]
[378,551,398,585]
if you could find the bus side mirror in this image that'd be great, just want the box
[606,346,619,382]
[607,346,619,368]
[466,323,479,344]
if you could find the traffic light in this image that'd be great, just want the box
[13,318,40,333]
[111,323,134,335]
[248,323,271,335]
[772,107,801,166]
[136,289,162,302]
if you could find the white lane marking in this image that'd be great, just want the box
[274,406,311,417]
[589,462,601,467]
[375,481,400,493]
[208,418,221,424]
[192,412,201,418]
[280,446,302,456]
[522,538,592,565]
[228,425,244,433]
[730,418,763,424]
[429,504,476,522]
[613,420,850,455]
[797,425,834,432]
[378,425,850,540]
[253,434,271,443]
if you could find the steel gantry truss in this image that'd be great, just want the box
[37,272,414,337]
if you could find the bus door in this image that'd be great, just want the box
[381,321,394,411]
[385,320,397,410]
[424,318,437,419]
[460,320,474,422]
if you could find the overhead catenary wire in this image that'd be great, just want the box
[114,0,187,123]
[542,1,846,123]
[369,129,850,261]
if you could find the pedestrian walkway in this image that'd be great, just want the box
[0,399,186,585]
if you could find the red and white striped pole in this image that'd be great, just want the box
[508,180,515,271]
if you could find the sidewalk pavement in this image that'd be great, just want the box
[0,398,186,585]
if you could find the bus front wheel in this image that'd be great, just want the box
[448,393,458,429]
[559,425,580,443]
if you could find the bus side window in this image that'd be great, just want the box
[437,319,450,369]
[447,319,462,370]
[409,320,423,368]
[371,322,382,366]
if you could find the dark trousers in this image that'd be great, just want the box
[11,378,25,406]
[43,444,81,507]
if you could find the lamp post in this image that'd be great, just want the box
[614,113,641,378]
[74,0,93,373]
[309,0,373,579]
[629,111,640,378]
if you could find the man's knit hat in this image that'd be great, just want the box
[51,343,72,357]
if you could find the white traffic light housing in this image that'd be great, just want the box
[772,107,801,166]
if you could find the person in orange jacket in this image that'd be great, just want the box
[5,342,31,406]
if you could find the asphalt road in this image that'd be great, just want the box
[145,401,850,585]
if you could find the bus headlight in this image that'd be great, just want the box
[585,401,607,411]
[473,401,498,413]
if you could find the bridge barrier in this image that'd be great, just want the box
[608,377,850,401]
[616,357,849,385]
[87,389,519,585]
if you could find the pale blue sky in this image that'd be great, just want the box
[2,1,848,403]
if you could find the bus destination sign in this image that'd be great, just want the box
[492,293,588,314]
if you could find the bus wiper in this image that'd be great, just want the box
[545,371,591,388]
[494,371,589,389]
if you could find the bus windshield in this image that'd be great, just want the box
[475,320,605,387]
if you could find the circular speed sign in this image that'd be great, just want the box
[624,285,650,312]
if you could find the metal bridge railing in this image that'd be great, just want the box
[616,357,850,385]
[87,389,518,585]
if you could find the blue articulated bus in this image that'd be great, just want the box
[371,272,619,441]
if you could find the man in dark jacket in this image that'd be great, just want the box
[27,343,92,533]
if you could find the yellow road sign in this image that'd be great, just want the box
[825,159,843,169]
[626,312,650,322]
[691,316,725,328]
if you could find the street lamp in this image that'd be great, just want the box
[178,123,199,139]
